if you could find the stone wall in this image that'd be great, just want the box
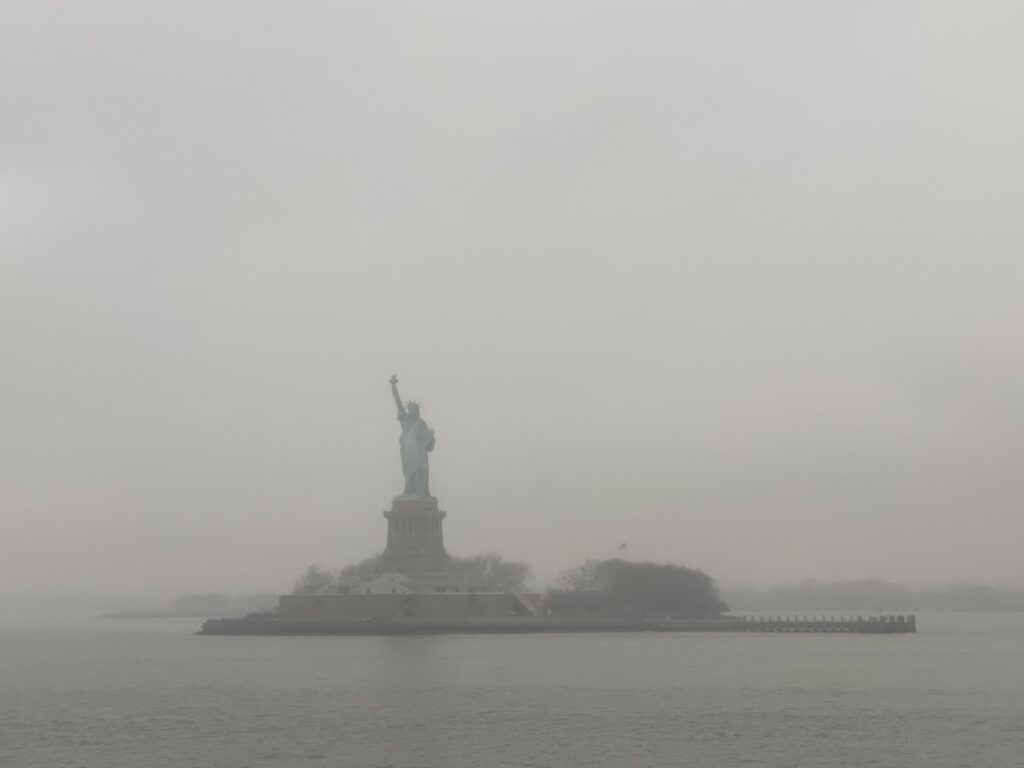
[278,592,530,621]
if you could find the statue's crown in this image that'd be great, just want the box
[406,400,422,409]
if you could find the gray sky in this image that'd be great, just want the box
[2,1,1022,598]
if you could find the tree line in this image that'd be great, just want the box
[548,558,728,618]
[294,551,533,594]
[294,555,729,618]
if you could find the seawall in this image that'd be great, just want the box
[199,614,916,636]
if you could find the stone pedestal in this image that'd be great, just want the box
[378,497,451,574]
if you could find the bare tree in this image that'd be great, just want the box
[293,564,337,595]
[449,552,533,592]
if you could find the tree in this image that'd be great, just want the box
[549,558,728,618]
[449,552,533,592]
[555,559,607,592]
[601,559,728,617]
[335,555,381,589]
[292,552,533,594]
[293,564,336,595]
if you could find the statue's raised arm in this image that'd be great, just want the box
[389,375,406,418]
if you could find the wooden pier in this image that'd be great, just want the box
[731,614,916,633]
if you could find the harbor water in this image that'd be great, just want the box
[2,612,1022,767]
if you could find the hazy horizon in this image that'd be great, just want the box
[3,1,1023,598]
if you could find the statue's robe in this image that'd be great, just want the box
[398,413,434,498]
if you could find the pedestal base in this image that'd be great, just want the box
[377,497,451,575]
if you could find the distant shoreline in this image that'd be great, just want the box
[97,610,247,620]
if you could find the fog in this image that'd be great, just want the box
[2,1,1022,602]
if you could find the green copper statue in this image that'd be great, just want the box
[389,375,435,499]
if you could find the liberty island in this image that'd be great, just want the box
[199,378,914,635]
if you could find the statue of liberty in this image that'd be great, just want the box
[389,375,435,499]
